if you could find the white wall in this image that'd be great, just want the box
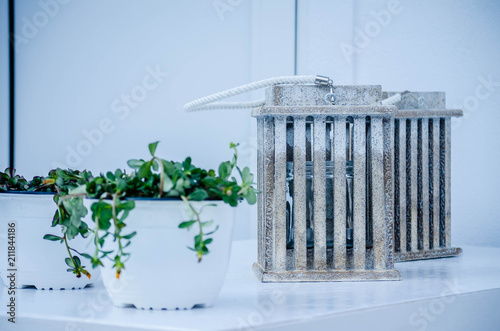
[297,0,500,247]
[14,0,253,176]
[5,0,500,246]
[11,0,296,240]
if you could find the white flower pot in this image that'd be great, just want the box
[0,193,98,290]
[84,198,235,310]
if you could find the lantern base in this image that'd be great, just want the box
[394,247,462,262]
[252,263,401,283]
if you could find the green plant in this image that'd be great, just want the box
[42,169,94,279]
[1,168,95,279]
[0,168,52,192]
[45,142,257,279]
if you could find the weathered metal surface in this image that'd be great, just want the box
[274,116,287,271]
[395,109,463,118]
[267,84,382,106]
[257,120,263,267]
[383,118,395,270]
[252,105,397,117]
[410,119,418,252]
[263,117,275,270]
[252,84,402,282]
[254,246,402,281]
[398,119,407,253]
[353,117,366,270]
[371,117,386,270]
[422,118,430,251]
[388,91,462,262]
[333,117,347,270]
[313,117,327,270]
[394,247,462,262]
[432,118,440,250]
[445,118,452,248]
[383,91,445,110]
[253,263,401,282]
[293,117,307,270]
[253,86,462,281]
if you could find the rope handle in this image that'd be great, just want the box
[183,75,401,112]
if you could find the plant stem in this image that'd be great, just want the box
[181,195,204,262]
[111,192,125,276]
[63,234,81,277]
[111,193,124,254]
[92,213,101,262]
[55,198,80,276]
[111,193,119,237]
[156,157,165,198]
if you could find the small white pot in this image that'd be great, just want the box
[0,193,98,290]
[84,198,235,310]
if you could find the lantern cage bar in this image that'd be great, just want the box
[385,91,463,262]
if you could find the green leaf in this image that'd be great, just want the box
[68,184,87,195]
[162,175,174,192]
[148,141,159,156]
[222,193,238,207]
[187,188,208,201]
[208,188,222,197]
[138,161,152,178]
[115,169,123,178]
[161,159,175,176]
[244,187,257,205]
[205,225,219,235]
[73,255,81,267]
[174,178,185,195]
[81,253,93,260]
[106,172,115,181]
[179,220,196,229]
[201,176,216,186]
[117,200,135,210]
[121,231,137,239]
[183,179,192,189]
[182,157,192,170]
[127,159,144,169]
[204,238,213,245]
[62,198,88,237]
[194,234,202,246]
[152,159,159,171]
[200,220,214,228]
[241,167,253,184]
[218,161,232,179]
[67,225,80,240]
[43,234,62,241]
[92,202,113,231]
[65,257,75,268]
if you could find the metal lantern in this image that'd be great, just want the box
[386,92,463,262]
[252,83,401,282]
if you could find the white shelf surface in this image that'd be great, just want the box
[1,241,500,331]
